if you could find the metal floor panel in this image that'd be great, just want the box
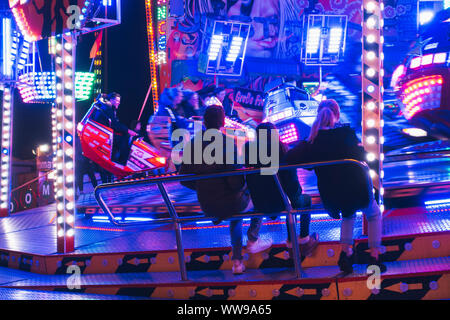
[0,210,447,255]
[2,257,449,289]
[0,207,54,235]
[0,287,146,300]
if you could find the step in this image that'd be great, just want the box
[0,287,146,300]
[0,211,448,275]
[1,257,449,300]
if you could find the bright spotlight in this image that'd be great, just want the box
[419,11,435,25]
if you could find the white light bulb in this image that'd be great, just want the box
[366,51,376,60]
[366,136,376,144]
[367,34,375,43]
[366,1,376,12]
[66,215,74,223]
[367,153,376,162]
[366,68,376,77]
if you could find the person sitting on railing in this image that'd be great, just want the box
[243,122,319,257]
[179,105,272,275]
[285,99,386,274]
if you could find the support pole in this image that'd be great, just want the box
[361,0,385,235]
[0,85,13,217]
[55,33,76,253]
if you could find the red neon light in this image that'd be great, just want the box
[401,75,444,119]
[145,0,160,112]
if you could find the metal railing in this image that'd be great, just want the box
[94,159,372,281]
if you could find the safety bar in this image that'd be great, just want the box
[94,159,372,281]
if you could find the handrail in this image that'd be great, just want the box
[11,169,55,193]
[94,159,372,281]
[95,159,370,197]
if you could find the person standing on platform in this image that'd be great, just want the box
[179,105,272,275]
[285,99,386,274]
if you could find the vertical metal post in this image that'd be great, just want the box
[55,33,76,253]
[273,174,302,279]
[362,0,385,234]
[157,182,188,281]
[0,85,13,217]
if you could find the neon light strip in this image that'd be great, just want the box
[145,0,160,113]
[2,18,12,77]
[0,86,12,213]
[425,199,450,205]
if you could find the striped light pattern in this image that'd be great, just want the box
[54,34,76,253]
[0,87,13,216]
[362,0,384,211]
[145,0,159,113]
[18,72,95,103]
[10,6,38,42]
[400,75,443,120]
[93,32,103,95]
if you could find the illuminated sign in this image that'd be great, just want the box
[156,0,168,65]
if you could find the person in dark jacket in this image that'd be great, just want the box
[285,99,385,274]
[214,87,239,118]
[243,122,319,257]
[179,105,272,274]
[91,93,137,165]
[155,87,187,130]
[180,90,202,118]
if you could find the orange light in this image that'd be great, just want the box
[156,157,166,164]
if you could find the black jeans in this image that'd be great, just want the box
[286,213,311,240]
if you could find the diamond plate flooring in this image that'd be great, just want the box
[0,203,447,255]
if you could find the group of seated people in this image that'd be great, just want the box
[178,99,386,276]
[154,85,237,130]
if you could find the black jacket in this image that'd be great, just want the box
[243,141,303,213]
[91,100,128,135]
[285,126,371,218]
[179,131,251,220]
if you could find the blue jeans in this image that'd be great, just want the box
[340,199,382,249]
[229,218,262,261]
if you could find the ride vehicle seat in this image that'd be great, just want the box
[90,96,131,165]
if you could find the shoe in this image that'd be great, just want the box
[246,238,273,254]
[232,260,245,275]
[368,255,387,273]
[338,250,355,274]
[299,233,319,257]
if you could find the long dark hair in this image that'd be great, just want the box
[256,122,287,155]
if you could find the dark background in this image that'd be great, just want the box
[12,0,152,159]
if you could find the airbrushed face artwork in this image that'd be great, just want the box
[228,0,280,58]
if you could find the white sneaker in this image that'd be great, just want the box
[232,260,245,274]
[246,238,273,254]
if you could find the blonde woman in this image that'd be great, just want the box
[285,99,386,274]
